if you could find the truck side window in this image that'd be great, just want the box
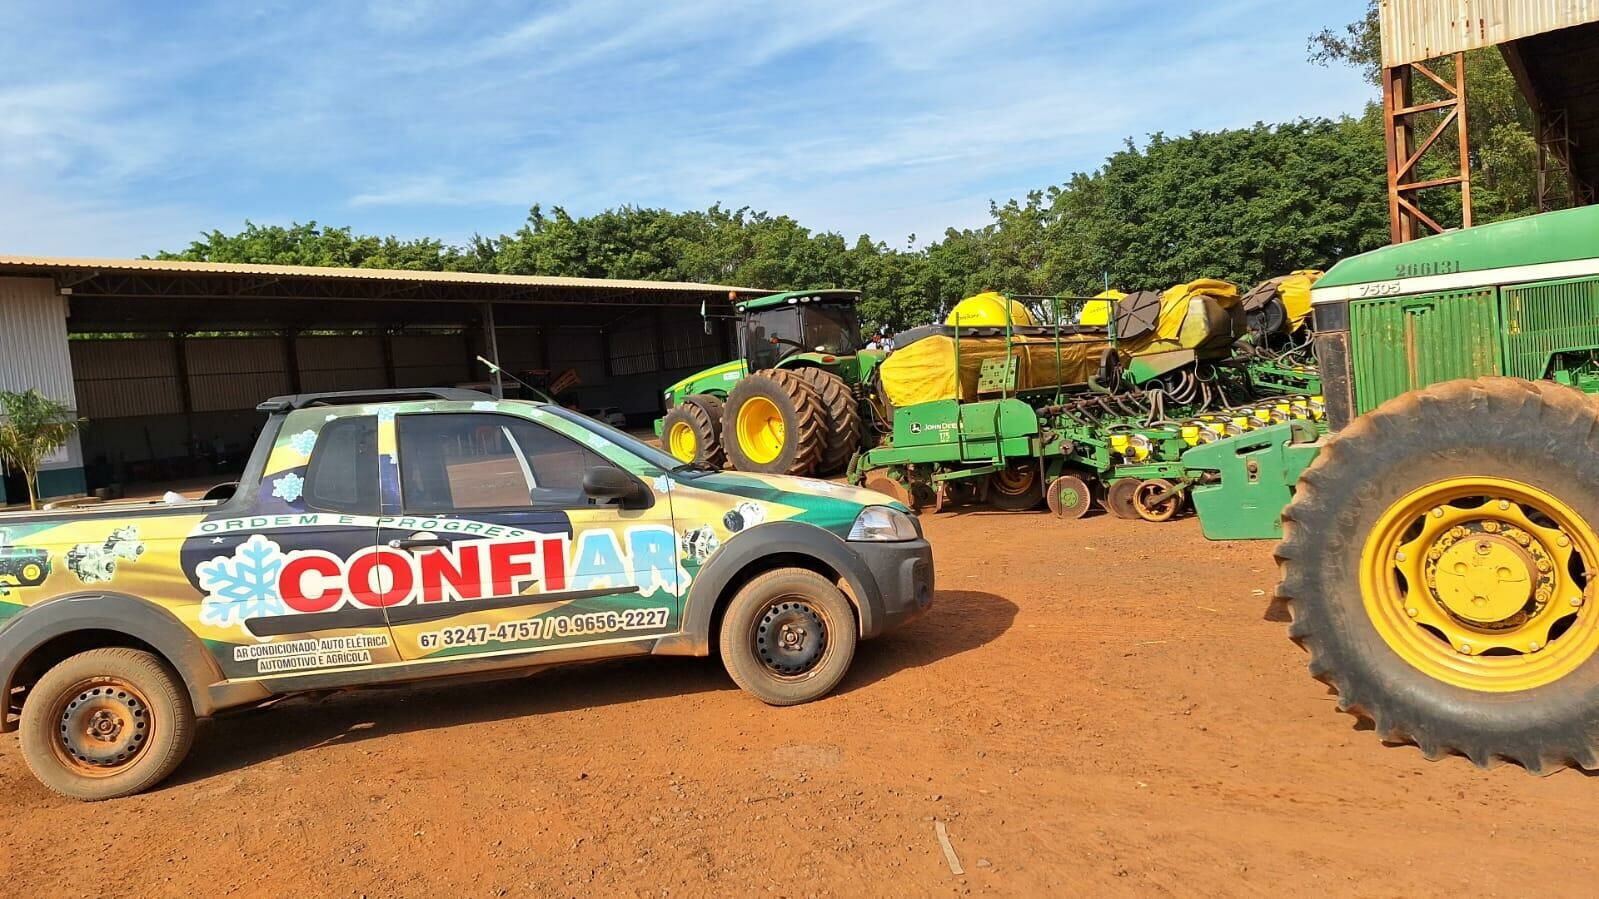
[397,413,611,513]
[304,416,380,514]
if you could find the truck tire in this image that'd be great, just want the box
[662,395,726,468]
[20,648,196,801]
[719,567,858,706]
[1278,377,1599,774]
[792,368,862,475]
[722,370,826,476]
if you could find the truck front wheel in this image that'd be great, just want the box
[20,648,196,801]
[719,568,858,705]
[1279,377,1599,774]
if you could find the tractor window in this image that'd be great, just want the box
[801,304,860,355]
[742,307,802,370]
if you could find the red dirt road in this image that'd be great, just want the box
[5,511,1597,896]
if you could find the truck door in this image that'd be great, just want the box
[381,410,679,663]
[212,411,404,681]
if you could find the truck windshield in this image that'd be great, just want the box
[539,404,688,473]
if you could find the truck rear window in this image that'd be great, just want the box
[304,416,380,514]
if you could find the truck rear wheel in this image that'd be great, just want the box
[20,648,196,800]
[722,370,826,476]
[662,395,726,468]
[792,368,862,475]
[719,568,858,706]
[1279,377,1599,774]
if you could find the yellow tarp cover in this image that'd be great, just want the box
[1119,278,1242,356]
[879,331,1112,406]
[1076,289,1125,327]
[1278,269,1323,333]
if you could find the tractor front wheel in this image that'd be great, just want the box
[722,370,827,476]
[1279,377,1599,774]
[662,395,726,468]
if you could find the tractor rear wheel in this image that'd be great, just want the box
[1279,377,1599,774]
[662,395,725,468]
[722,370,827,476]
[793,368,862,475]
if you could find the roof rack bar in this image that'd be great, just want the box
[256,387,494,413]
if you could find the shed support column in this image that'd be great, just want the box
[283,330,302,393]
[1383,52,1471,244]
[173,332,194,450]
[653,308,667,373]
[481,303,503,399]
[381,331,397,388]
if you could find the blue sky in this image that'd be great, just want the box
[0,0,1373,257]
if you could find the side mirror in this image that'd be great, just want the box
[581,467,648,509]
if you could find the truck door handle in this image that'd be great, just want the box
[389,534,442,551]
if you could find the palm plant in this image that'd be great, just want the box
[0,390,85,510]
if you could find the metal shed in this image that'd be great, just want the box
[0,256,766,504]
[1379,1,1599,241]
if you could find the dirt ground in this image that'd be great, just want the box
[5,509,1597,897]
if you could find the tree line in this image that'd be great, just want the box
[157,2,1547,334]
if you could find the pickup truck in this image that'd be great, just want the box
[0,388,934,800]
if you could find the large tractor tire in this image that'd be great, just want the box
[722,370,827,476]
[661,395,726,468]
[792,368,862,475]
[1278,377,1599,774]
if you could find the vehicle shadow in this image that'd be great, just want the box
[168,589,1016,789]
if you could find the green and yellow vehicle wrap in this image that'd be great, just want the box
[0,396,914,696]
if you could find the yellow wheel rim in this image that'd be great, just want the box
[993,465,1036,495]
[1360,476,1599,692]
[20,563,42,582]
[736,396,785,465]
[666,421,698,462]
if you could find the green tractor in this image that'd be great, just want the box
[1184,204,1599,772]
[656,289,885,476]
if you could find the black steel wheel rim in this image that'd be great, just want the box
[754,599,829,678]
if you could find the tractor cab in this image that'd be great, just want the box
[736,289,863,371]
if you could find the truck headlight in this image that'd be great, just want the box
[847,506,919,542]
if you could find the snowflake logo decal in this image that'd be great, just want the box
[376,407,397,423]
[271,472,305,503]
[653,475,672,494]
[198,534,288,630]
[286,429,318,456]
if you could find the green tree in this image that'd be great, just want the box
[0,390,84,510]
[155,221,452,270]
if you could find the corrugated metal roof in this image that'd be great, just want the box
[1381,0,1599,67]
[0,254,754,294]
